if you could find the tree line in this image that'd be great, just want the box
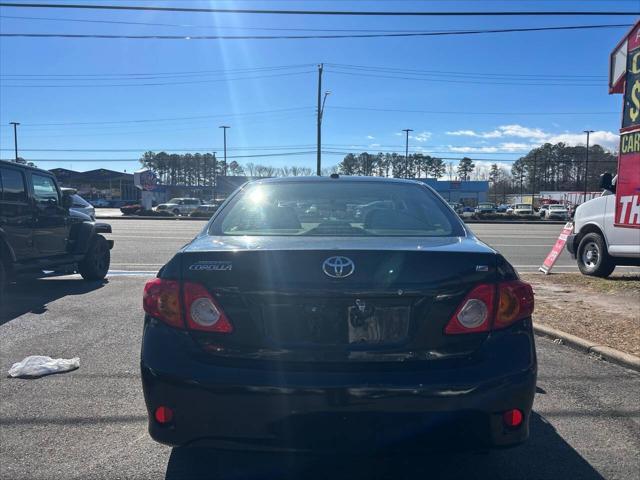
[139,142,617,195]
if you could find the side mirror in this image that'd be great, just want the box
[599,173,613,191]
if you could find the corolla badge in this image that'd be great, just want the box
[322,256,355,278]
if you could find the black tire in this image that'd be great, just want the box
[577,232,616,278]
[78,234,110,280]
[172,208,180,216]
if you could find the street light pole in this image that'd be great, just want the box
[316,63,323,176]
[402,129,413,178]
[219,125,230,176]
[9,122,20,162]
[583,130,594,203]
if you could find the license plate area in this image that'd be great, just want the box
[262,298,411,347]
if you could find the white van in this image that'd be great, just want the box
[566,174,640,277]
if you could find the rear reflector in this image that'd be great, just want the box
[154,406,174,424]
[502,409,523,428]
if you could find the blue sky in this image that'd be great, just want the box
[0,0,637,176]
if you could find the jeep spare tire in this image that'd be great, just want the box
[78,234,110,280]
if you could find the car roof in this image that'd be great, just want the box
[0,159,55,175]
[247,175,426,186]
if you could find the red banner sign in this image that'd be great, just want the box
[539,222,574,274]
[616,131,640,228]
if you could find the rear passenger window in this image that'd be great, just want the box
[0,167,27,203]
[32,174,59,205]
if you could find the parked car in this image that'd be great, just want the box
[92,198,111,208]
[538,205,549,218]
[545,204,569,220]
[61,188,95,220]
[0,160,114,300]
[189,204,221,218]
[496,204,509,213]
[141,176,536,452]
[512,203,534,216]
[474,202,497,215]
[566,174,640,277]
[155,198,202,216]
[120,203,143,215]
[447,202,464,214]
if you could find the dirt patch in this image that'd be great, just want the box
[521,273,640,357]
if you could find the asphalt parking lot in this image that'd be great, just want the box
[1,220,639,479]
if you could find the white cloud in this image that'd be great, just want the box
[369,143,381,148]
[446,124,619,151]
[410,131,432,142]
[545,131,619,150]
[366,135,375,140]
[446,129,479,137]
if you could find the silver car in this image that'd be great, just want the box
[61,188,95,220]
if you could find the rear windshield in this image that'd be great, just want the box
[210,181,464,237]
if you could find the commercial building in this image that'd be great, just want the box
[418,179,489,206]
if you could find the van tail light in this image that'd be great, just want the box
[444,280,534,335]
[444,284,495,334]
[183,282,233,333]
[143,279,183,329]
[143,279,233,333]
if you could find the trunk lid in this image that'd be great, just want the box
[178,235,497,364]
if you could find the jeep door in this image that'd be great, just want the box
[29,173,68,256]
[0,166,35,260]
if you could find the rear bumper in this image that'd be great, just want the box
[141,321,537,452]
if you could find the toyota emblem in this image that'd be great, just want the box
[322,256,355,278]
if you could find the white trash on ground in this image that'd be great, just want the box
[8,355,80,378]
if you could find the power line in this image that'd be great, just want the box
[325,63,605,79]
[0,14,631,39]
[0,64,315,79]
[0,3,636,16]
[5,151,320,161]
[0,70,315,87]
[0,24,631,43]
[2,107,314,126]
[328,106,618,115]
[326,68,605,86]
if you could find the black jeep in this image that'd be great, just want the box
[0,160,114,300]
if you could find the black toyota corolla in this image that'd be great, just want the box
[141,176,536,452]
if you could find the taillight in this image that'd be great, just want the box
[143,279,233,333]
[495,280,534,330]
[143,278,182,328]
[183,282,233,333]
[444,280,534,335]
[444,284,495,334]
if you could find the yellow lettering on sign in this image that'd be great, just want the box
[630,80,640,123]
[632,51,640,74]
[621,132,640,154]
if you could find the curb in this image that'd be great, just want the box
[533,323,640,372]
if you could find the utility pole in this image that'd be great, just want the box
[583,130,594,203]
[531,152,537,206]
[316,63,326,176]
[219,125,230,176]
[9,122,19,162]
[402,129,413,178]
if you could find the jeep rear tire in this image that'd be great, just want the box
[78,234,110,280]
[577,232,616,278]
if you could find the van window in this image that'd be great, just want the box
[0,167,27,203]
[32,174,60,205]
